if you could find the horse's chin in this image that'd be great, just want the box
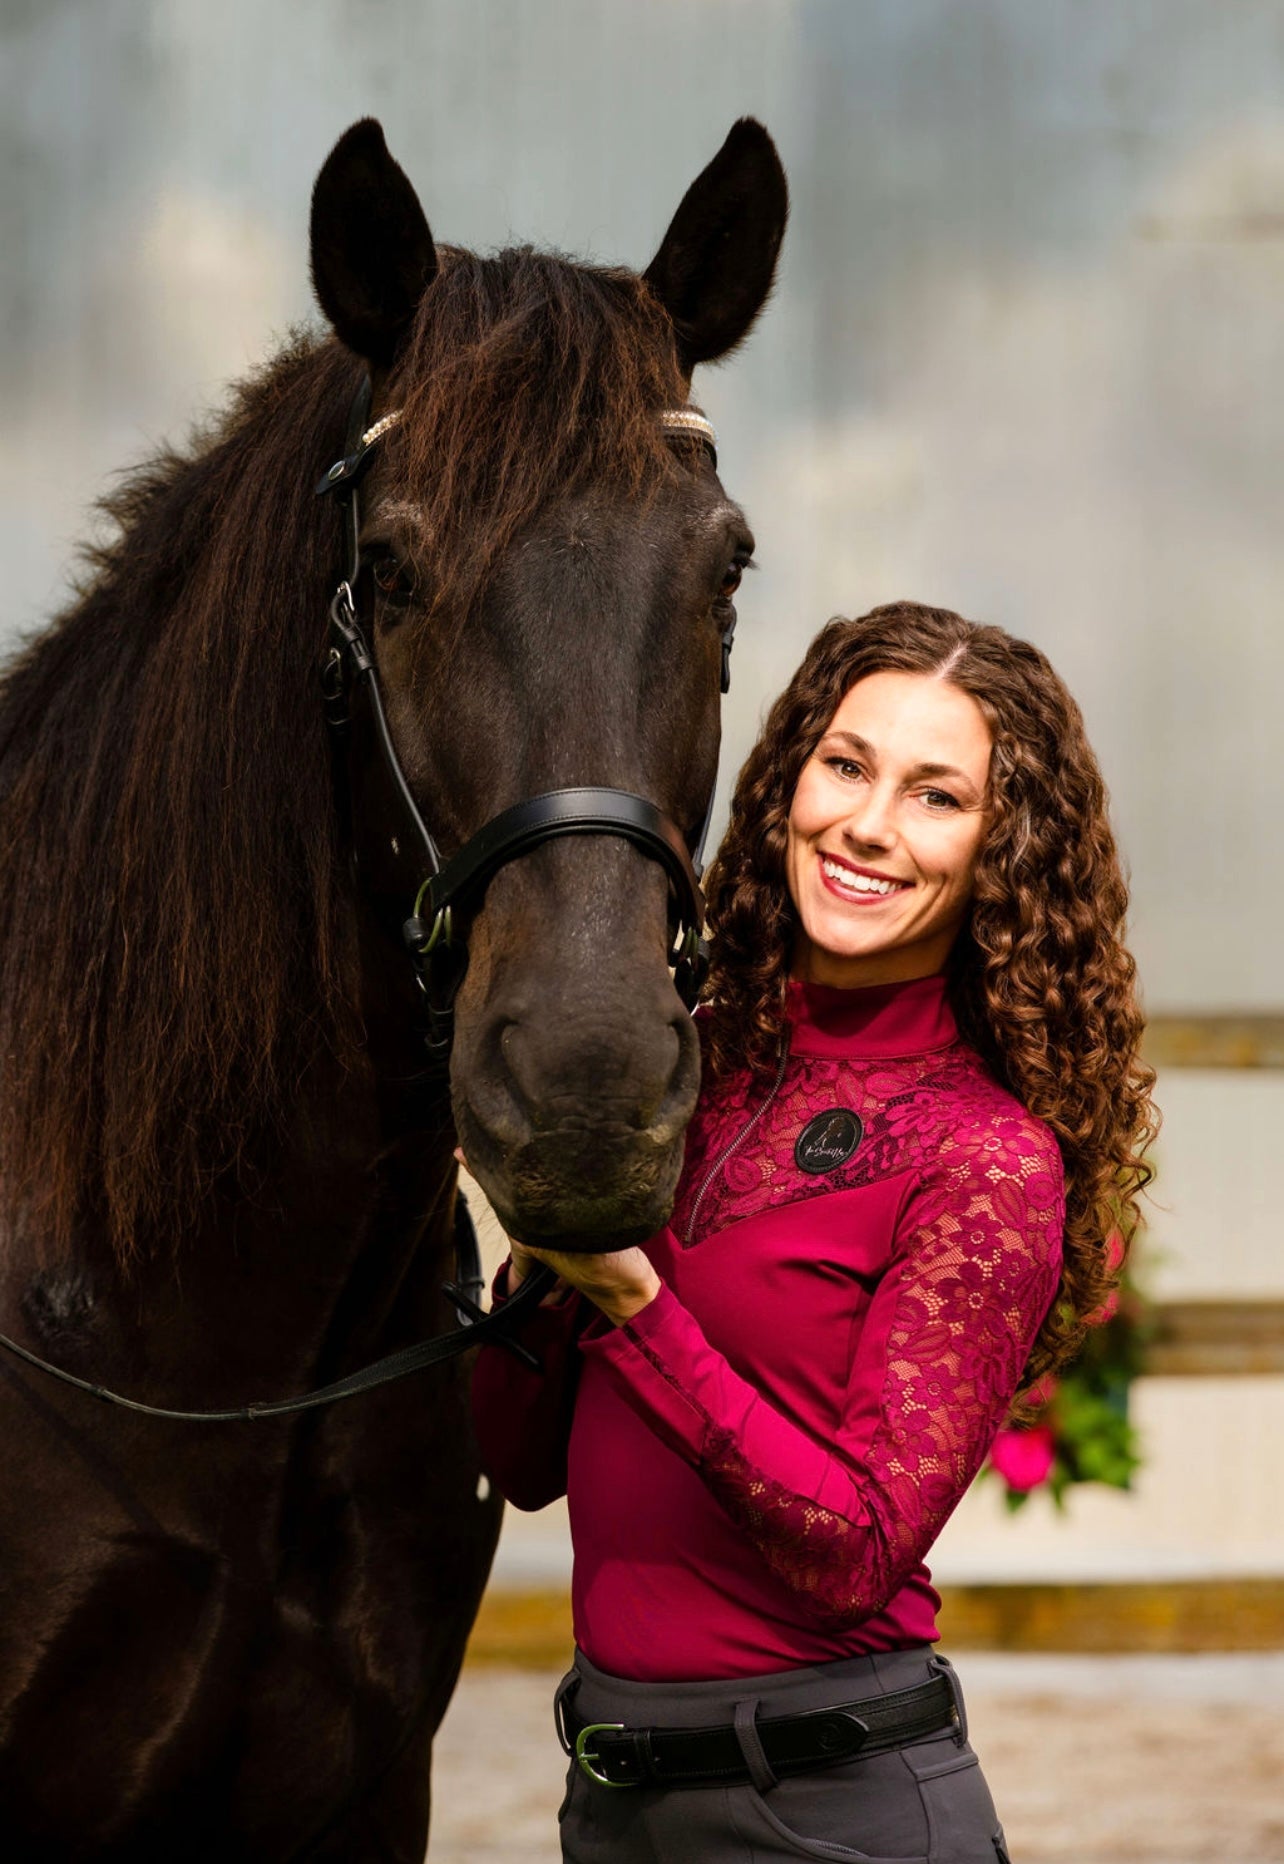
[469,1127,685,1255]
[502,1216,665,1257]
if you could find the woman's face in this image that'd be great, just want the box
[785,670,993,988]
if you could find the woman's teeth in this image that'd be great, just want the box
[821,858,901,895]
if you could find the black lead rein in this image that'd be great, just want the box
[0,375,726,1422]
[0,1239,557,1424]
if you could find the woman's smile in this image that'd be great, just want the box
[816,851,913,902]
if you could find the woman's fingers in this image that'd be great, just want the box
[520,1246,661,1326]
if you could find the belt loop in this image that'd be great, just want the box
[627,1729,660,1786]
[733,1698,780,1793]
[554,1670,582,1756]
[928,1653,967,1747]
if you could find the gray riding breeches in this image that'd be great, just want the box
[554,1644,1011,1863]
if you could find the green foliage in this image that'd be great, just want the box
[988,1275,1154,1513]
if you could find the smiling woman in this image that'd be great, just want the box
[472,600,1158,1862]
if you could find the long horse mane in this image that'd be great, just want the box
[0,247,685,1268]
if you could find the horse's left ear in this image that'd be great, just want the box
[310,118,438,368]
[644,119,788,375]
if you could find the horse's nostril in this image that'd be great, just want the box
[491,1002,686,1133]
[453,981,701,1232]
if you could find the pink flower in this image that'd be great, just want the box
[1084,1287,1120,1327]
[990,1424,1056,1493]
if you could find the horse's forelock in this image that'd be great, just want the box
[390,247,688,612]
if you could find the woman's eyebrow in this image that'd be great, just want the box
[822,730,875,758]
[911,761,970,783]
[821,732,977,790]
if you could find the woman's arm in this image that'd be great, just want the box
[577,1112,1065,1628]
[469,1256,588,1512]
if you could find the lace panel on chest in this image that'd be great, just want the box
[673,1045,985,1246]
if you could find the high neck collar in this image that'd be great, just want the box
[785,972,957,1060]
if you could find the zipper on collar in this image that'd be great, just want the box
[684,1044,790,1246]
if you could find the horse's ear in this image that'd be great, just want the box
[644,119,788,375]
[310,119,437,368]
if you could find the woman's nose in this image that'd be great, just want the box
[842,785,897,848]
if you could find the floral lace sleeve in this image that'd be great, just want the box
[580,1115,1064,1629]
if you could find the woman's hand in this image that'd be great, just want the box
[522,1244,661,1328]
[505,1234,555,1298]
[455,1148,658,1322]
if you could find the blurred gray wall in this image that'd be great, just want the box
[3,0,1283,1011]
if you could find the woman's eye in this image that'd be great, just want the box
[369,554,415,606]
[921,788,961,811]
[825,757,865,780]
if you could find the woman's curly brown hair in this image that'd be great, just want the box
[703,601,1158,1397]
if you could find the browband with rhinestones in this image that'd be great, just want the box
[355,407,717,455]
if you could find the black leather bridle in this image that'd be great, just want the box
[0,376,731,1420]
[318,375,719,1069]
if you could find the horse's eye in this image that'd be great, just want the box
[718,554,752,602]
[369,554,415,607]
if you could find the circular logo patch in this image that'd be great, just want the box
[794,1109,864,1175]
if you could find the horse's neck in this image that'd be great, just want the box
[13,1060,460,1404]
[193,1119,451,1414]
[171,789,461,1370]
[241,1051,457,1308]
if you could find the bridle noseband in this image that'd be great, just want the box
[317,377,726,1069]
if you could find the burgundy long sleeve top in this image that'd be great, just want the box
[471,973,1064,1681]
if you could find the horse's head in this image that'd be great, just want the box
[309,120,786,1250]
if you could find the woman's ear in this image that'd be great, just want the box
[310,118,438,369]
[644,118,788,375]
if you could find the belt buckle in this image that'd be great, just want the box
[575,1721,629,1788]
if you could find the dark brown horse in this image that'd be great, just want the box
[0,120,785,1859]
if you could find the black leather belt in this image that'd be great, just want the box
[561,1672,958,1789]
